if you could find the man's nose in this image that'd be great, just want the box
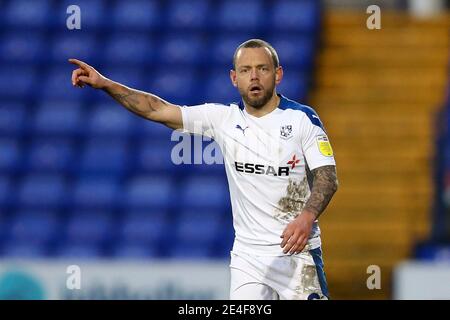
[250,68,259,80]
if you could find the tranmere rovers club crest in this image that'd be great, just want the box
[280,125,293,139]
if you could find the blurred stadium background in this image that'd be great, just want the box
[0,0,449,299]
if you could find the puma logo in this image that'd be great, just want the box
[236,124,249,135]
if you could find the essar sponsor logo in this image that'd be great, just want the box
[234,162,290,176]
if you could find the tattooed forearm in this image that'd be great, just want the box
[111,91,142,111]
[303,165,338,219]
[105,82,168,120]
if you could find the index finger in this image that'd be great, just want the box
[68,58,90,70]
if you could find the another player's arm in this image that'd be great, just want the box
[69,58,182,130]
[281,165,338,254]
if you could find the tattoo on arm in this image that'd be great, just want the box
[109,87,168,119]
[111,92,142,110]
[303,165,338,219]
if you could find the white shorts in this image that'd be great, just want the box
[229,248,329,300]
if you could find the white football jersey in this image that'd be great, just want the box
[181,95,336,256]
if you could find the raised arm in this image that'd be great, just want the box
[69,58,183,130]
[281,165,339,254]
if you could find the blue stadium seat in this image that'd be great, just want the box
[0,138,21,173]
[56,0,107,29]
[158,34,205,66]
[0,65,36,99]
[101,66,145,90]
[414,243,450,261]
[104,33,154,66]
[65,212,113,244]
[136,141,179,173]
[112,0,160,30]
[33,100,84,136]
[55,243,102,258]
[125,209,169,217]
[50,33,99,64]
[445,148,450,166]
[123,176,173,210]
[42,66,88,100]
[0,215,9,244]
[9,211,59,244]
[190,163,226,178]
[166,0,211,29]
[72,177,121,209]
[0,175,13,210]
[0,0,322,260]
[0,32,46,63]
[175,210,222,244]
[88,104,137,137]
[180,176,230,209]
[3,0,52,29]
[167,243,213,259]
[277,71,309,102]
[187,143,226,176]
[112,243,159,258]
[0,102,26,136]
[119,214,168,245]
[216,0,265,31]
[150,68,199,105]
[209,34,255,67]
[214,219,235,257]
[270,0,320,33]
[79,138,129,176]
[138,121,174,142]
[204,69,239,103]
[1,241,48,258]
[268,36,315,69]
[18,174,67,209]
[26,138,74,172]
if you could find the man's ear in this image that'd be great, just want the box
[230,69,238,87]
[275,66,283,85]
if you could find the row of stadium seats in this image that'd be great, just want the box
[0,0,320,32]
[1,33,316,67]
[0,208,234,258]
[0,175,230,210]
[0,101,174,136]
[0,68,309,105]
[0,141,225,174]
[0,0,321,258]
[1,138,186,173]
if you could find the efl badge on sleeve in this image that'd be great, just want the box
[316,135,334,156]
[280,125,293,140]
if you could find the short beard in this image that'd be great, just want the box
[240,86,274,109]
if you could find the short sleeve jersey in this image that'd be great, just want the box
[181,95,336,255]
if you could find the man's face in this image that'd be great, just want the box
[231,47,283,109]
